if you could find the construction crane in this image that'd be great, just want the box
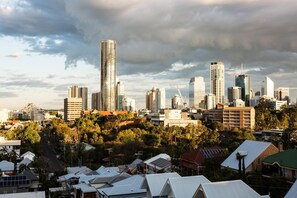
[177,86,187,109]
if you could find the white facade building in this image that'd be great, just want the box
[204,93,216,110]
[210,62,225,104]
[123,97,136,111]
[189,76,205,109]
[264,76,274,98]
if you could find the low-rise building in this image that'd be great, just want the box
[0,136,21,156]
[263,149,297,181]
[221,140,279,173]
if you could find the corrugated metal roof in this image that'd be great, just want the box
[197,180,264,198]
[142,172,181,197]
[221,140,273,171]
[285,179,297,198]
[161,175,211,198]
[263,149,297,170]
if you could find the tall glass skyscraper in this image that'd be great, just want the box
[235,74,251,104]
[210,62,225,104]
[100,40,117,111]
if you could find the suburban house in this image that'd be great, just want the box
[97,175,146,198]
[0,136,21,156]
[181,148,225,174]
[143,153,171,173]
[193,180,270,198]
[160,175,210,198]
[262,149,297,181]
[221,140,279,173]
[141,172,181,198]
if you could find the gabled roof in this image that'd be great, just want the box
[21,151,35,161]
[0,160,14,171]
[144,153,171,171]
[221,140,274,171]
[141,172,181,197]
[182,148,225,170]
[161,175,210,198]
[98,175,146,197]
[285,179,297,198]
[195,180,266,198]
[263,149,297,170]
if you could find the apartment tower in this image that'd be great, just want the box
[210,62,225,104]
[100,40,117,111]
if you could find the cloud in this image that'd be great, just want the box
[169,62,197,71]
[1,79,52,88]
[1,0,297,106]
[0,91,18,98]
[6,52,23,58]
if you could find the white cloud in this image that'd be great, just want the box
[170,62,197,71]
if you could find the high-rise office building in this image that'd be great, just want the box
[78,87,88,111]
[146,88,166,113]
[64,98,82,121]
[205,93,216,110]
[100,40,117,111]
[263,76,274,98]
[275,87,290,101]
[189,76,205,109]
[171,95,183,109]
[116,81,125,111]
[227,86,242,103]
[235,74,251,103]
[68,86,88,111]
[91,92,101,110]
[210,62,225,104]
[123,97,136,111]
[68,86,79,98]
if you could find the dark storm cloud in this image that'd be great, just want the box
[1,0,297,87]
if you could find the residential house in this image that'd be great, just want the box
[221,140,279,173]
[262,149,297,181]
[143,153,171,173]
[0,191,45,198]
[181,148,225,174]
[160,175,210,198]
[141,172,181,198]
[97,175,146,198]
[0,136,21,156]
[193,180,270,198]
[0,160,14,175]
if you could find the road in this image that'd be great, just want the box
[39,131,64,173]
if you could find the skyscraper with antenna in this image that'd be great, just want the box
[235,64,251,105]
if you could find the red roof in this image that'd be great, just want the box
[181,148,225,170]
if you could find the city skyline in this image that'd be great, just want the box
[1,0,297,110]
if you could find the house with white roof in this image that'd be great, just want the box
[143,153,171,173]
[160,175,211,198]
[285,179,297,198]
[97,175,146,198]
[0,136,21,156]
[0,160,14,174]
[193,180,270,198]
[221,140,278,173]
[21,151,35,161]
[0,191,45,198]
[141,172,181,198]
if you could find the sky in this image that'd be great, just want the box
[1,0,297,110]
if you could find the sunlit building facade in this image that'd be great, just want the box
[100,40,117,111]
[210,62,225,104]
